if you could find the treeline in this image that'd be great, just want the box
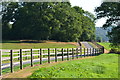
[2,2,95,42]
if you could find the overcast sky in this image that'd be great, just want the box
[70,0,106,27]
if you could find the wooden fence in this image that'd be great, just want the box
[0,47,104,76]
[92,42,104,53]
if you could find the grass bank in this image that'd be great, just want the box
[97,42,120,53]
[97,42,111,50]
[29,53,118,78]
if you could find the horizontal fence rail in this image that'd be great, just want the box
[0,47,103,76]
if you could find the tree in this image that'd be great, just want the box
[96,36,102,42]
[95,2,120,48]
[49,3,83,41]
[2,2,55,40]
[74,9,95,41]
[2,2,96,42]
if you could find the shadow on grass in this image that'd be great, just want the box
[1,40,46,43]
[107,53,120,54]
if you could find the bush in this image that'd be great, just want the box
[110,49,120,54]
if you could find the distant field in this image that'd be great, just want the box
[29,54,118,78]
[1,40,78,49]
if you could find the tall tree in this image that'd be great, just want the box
[73,7,95,41]
[95,2,120,48]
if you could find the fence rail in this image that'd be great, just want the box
[0,47,104,76]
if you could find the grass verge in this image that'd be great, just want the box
[28,53,118,78]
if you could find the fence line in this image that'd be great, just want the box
[0,47,103,76]
[91,42,104,53]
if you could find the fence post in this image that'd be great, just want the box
[84,48,85,57]
[87,48,89,57]
[94,48,95,56]
[96,48,97,55]
[55,48,57,62]
[48,48,50,63]
[76,48,78,59]
[90,48,92,56]
[20,49,23,70]
[62,48,64,61]
[67,48,69,60]
[88,48,90,56]
[102,47,104,53]
[92,48,94,56]
[96,48,98,55]
[31,49,33,67]
[72,48,74,59]
[40,48,42,64]
[94,48,96,56]
[0,50,2,76]
[80,48,82,58]
[10,50,13,73]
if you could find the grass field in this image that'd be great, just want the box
[1,40,78,49]
[29,53,118,78]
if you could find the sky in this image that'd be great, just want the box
[69,0,107,27]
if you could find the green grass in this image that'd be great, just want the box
[97,42,111,50]
[29,54,118,78]
[1,40,77,49]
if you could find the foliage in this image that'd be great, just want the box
[2,2,95,42]
[78,11,96,41]
[28,54,118,78]
[96,36,102,42]
[95,2,120,48]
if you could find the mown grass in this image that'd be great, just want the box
[1,40,78,49]
[29,53,118,78]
